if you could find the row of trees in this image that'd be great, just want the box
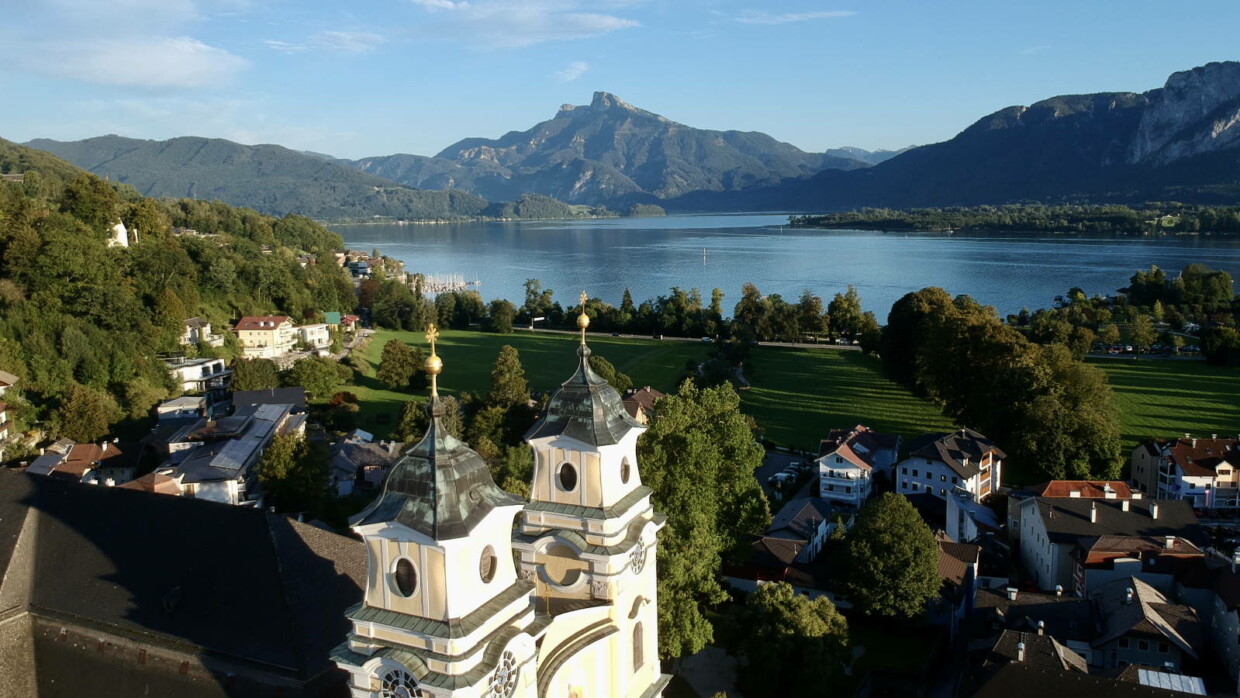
[882,288,1124,481]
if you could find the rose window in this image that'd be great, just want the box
[488,650,520,698]
[630,539,647,575]
[380,668,422,698]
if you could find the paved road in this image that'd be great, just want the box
[757,450,816,504]
[515,326,861,351]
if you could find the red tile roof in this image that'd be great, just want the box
[56,443,126,477]
[1037,480,1135,499]
[235,316,291,331]
[1165,437,1240,478]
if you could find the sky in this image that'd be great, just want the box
[1,0,1237,160]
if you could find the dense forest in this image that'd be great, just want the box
[0,140,356,457]
[790,203,1240,234]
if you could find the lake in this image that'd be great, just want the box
[332,214,1240,317]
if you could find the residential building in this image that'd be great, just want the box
[1089,576,1202,671]
[164,356,230,394]
[1072,535,1205,596]
[977,630,1089,682]
[232,387,307,413]
[234,315,296,359]
[0,369,18,397]
[1209,567,1240,689]
[341,314,360,331]
[1131,435,1240,508]
[117,472,183,496]
[1007,481,1139,545]
[323,311,342,327]
[328,438,403,497]
[932,536,982,637]
[1017,497,1205,591]
[155,395,207,422]
[0,469,365,696]
[972,586,1095,650]
[817,424,901,508]
[179,317,224,348]
[297,322,331,351]
[974,662,1200,698]
[765,496,834,563]
[0,368,17,456]
[167,403,300,505]
[25,441,137,487]
[622,386,664,425]
[896,428,1004,503]
[945,489,1002,543]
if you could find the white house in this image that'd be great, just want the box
[896,428,1004,503]
[164,357,230,394]
[1017,496,1203,591]
[180,317,224,348]
[296,323,331,351]
[766,496,834,563]
[1131,436,1240,509]
[234,316,297,359]
[169,403,299,506]
[817,424,901,508]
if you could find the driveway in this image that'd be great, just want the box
[757,450,815,503]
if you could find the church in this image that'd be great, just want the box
[330,305,671,697]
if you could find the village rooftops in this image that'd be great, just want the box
[622,386,664,421]
[938,537,981,588]
[974,587,1093,642]
[908,428,1005,479]
[232,387,307,413]
[234,315,291,331]
[819,424,901,460]
[974,663,1194,698]
[984,630,1088,673]
[1145,436,1240,478]
[1031,498,1207,547]
[767,497,832,541]
[117,472,182,496]
[1089,576,1202,658]
[1033,480,1137,499]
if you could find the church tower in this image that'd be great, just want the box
[334,326,539,698]
[514,293,670,697]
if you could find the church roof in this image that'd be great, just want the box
[525,345,642,447]
[352,399,522,539]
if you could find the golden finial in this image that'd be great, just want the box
[424,323,443,397]
[576,290,590,344]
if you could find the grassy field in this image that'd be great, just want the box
[1089,358,1240,447]
[335,329,711,438]
[740,346,954,452]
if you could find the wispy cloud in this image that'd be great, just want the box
[1018,44,1052,55]
[553,61,591,82]
[264,30,388,55]
[735,10,856,25]
[0,0,246,89]
[407,0,640,49]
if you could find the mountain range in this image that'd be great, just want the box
[18,61,1240,218]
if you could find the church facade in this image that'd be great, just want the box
[332,314,670,698]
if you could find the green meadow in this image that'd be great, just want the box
[1089,358,1240,447]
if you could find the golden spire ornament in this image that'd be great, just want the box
[424,323,443,398]
[576,290,590,345]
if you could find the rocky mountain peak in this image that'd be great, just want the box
[591,91,636,112]
[1129,60,1240,164]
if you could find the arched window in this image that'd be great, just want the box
[393,558,418,597]
[633,621,644,672]
[620,457,631,484]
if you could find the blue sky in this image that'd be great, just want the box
[1,0,1236,160]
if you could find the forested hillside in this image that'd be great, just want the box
[0,140,356,454]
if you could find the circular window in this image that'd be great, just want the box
[479,545,498,584]
[558,463,578,491]
[393,558,418,597]
[620,457,631,484]
[487,650,520,698]
[380,668,423,698]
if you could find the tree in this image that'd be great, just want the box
[258,432,330,514]
[828,285,864,339]
[841,493,940,619]
[395,396,464,442]
[1129,314,1157,356]
[736,582,849,697]
[57,383,121,442]
[487,298,517,333]
[232,358,280,391]
[283,356,347,400]
[489,345,529,409]
[1099,323,1121,346]
[588,354,633,393]
[638,380,769,659]
[59,174,118,234]
[377,339,419,390]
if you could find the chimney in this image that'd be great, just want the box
[1121,499,1130,512]
[1006,587,1018,602]
[1164,535,1175,549]
[1090,502,1098,523]
[1125,587,1134,605]
[1132,491,1143,500]
[1213,434,1219,439]
[1037,620,1045,636]
[1016,642,1026,662]
[1151,502,1159,519]
[1055,585,1064,597]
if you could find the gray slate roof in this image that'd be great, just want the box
[525,345,642,447]
[352,399,522,539]
[909,428,1005,479]
[1032,498,1207,547]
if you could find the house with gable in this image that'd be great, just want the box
[817,424,901,508]
[180,317,224,348]
[235,315,297,359]
[1007,481,1138,546]
[1089,576,1203,671]
[896,428,1004,503]
[1131,435,1240,509]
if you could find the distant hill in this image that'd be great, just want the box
[0,137,87,185]
[23,135,491,220]
[349,91,869,205]
[823,146,914,166]
[669,61,1240,211]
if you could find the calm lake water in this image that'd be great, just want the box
[332,214,1240,317]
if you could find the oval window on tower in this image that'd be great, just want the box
[479,545,498,583]
[620,457,631,484]
[558,462,578,491]
[393,558,418,597]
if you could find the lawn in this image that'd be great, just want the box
[1089,358,1240,447]
[335,329,711,438]
[740,346,954,452]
